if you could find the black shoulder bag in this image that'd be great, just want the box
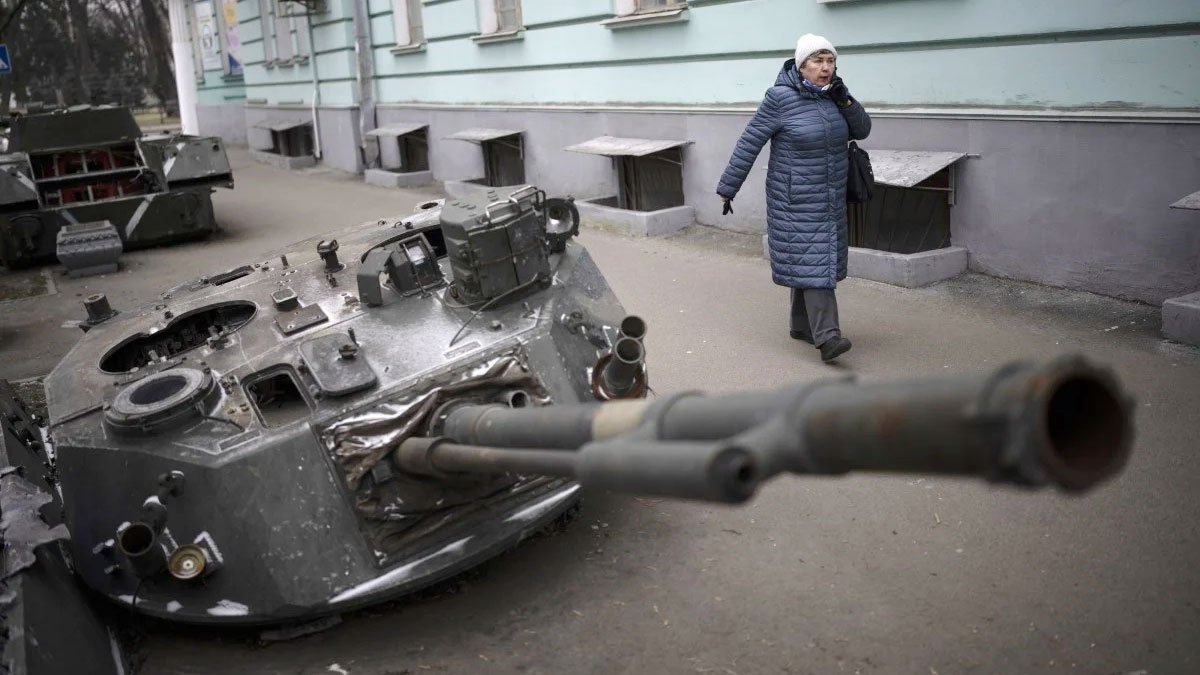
[846,141,875,204]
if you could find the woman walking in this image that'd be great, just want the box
[717,34,871,362]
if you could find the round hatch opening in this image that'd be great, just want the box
[106,368,215,433]
[128,374,189,406]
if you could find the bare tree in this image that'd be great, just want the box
[0,0,33,116]
[0,0,30,38]
[66,0,93,103]
[139,0,175,112]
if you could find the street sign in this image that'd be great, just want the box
[0,44,10,74]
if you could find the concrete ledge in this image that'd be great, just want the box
[849,246,968,287]
[577,198,694,237]
[443,179,526,201]
[364,168,433,188]
[1163,291,1200,346]
[759,240,967,288]
[251,150,316,170]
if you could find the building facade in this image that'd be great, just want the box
[191,0,250,143]
[192,0,1200,305]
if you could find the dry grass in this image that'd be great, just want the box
[133,110,180,127]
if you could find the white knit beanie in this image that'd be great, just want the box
[794,33,837,69]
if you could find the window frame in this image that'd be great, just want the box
[391,0,426,52]
[258,0,277,67]
[605,0,689,28]
[471,0,523,43]
[213,0,244,78]
[494,0,522,33]
[634,0,686,14]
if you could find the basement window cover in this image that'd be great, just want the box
[253,119,311,133]
[869,150,967,189]
[566,136,691,212]
[369,124,429,173]
[366,123,429,139]
[564,135,691,158]
[848,150,971,256]
[253,120,313,158]
[447,128,524,187]
[1170,190,1200,210]
[446,128,522,143]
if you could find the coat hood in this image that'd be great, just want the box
[776,58,828,99]
[775,59,801,88]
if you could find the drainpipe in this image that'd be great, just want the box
[307,14,322,159]
[166,0,199,134]
[351,0,378,169]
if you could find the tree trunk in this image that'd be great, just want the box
[66,0,91,104]
[0,1,17,116]
[139,0,174,113]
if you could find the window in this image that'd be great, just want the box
[614,0,686,15]
[635,0,683,12]
[259,0,311,66]
[473,0,522,42]
[215,0,244,77]
[496,0,521,31]
[257,0,275,65]
[191,2,214,78]
[392,0,425,49]
[605,0,688,27]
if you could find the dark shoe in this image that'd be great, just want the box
[789,330,814,344]
[818,336,852,362]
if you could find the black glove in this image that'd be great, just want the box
[722,198,734,215]
[829,76,851,108]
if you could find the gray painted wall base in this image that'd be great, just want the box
[443,179,527,201]
[251,150,317,170]
[373,105,1199,304]
[244,106,362,173]
[1162,291,1200,346]
[577,199,694,237]
[197,103,248,144]
[760,237,968,288]
[365,168,433,188]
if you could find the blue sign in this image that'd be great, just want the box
[0,44,10,74]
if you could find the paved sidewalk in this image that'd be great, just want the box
[2,147,1197,674]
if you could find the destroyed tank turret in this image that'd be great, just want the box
[36,185,1132,626]
[0,105,233,268]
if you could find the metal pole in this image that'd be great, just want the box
[351,0,378,169]
[306,14,322,160]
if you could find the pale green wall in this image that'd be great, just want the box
[237,0,1200,109]
[238,0,360,106]
[371,0,1200,109]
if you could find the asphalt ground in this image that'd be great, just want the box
[2,148,1197,674]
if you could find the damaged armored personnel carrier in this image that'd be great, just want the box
[32,185,1133,626]
[0,105,233,268]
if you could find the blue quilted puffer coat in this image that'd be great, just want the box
[717,59,872,289]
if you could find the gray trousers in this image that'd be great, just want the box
[789,288,841,345]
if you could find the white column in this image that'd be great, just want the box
[167,0,200,134]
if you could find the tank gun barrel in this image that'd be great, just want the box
[419,356,1132,503]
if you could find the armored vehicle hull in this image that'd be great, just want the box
[42,187,1131,627]
[0,106,233,267]
[46,195,613,624]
